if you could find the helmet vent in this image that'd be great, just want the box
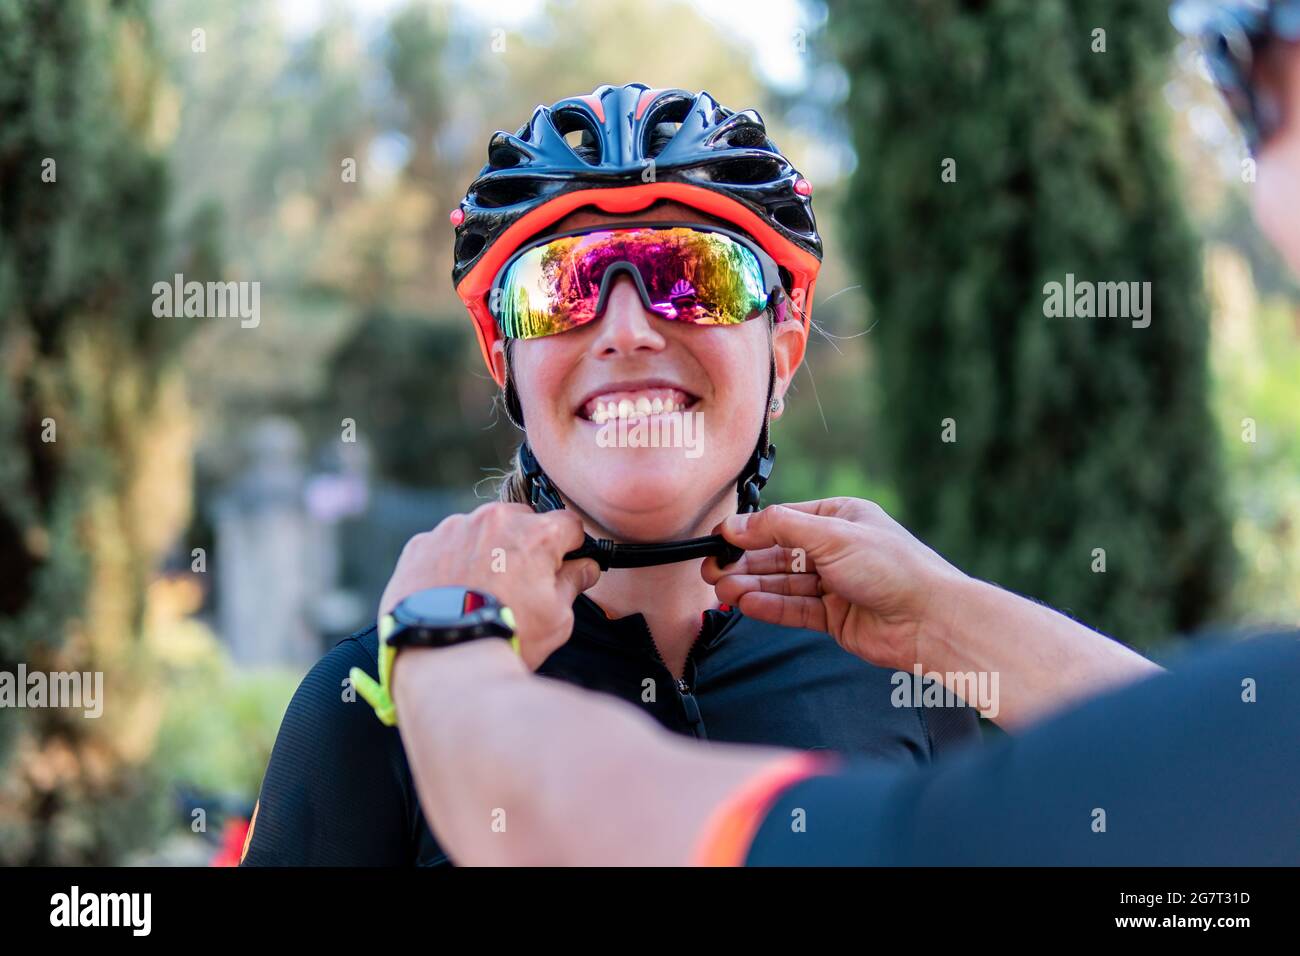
[646,122,681,158]
[642,95,693,157]
[709,155,786,186]
[552,107,600,164]
[718,123,770,150]
[488,143,525,170]
[456,230,488,263]
[472,176,542,209]
[773,201,814,235]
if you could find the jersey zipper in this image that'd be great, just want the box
[640,613,711,739]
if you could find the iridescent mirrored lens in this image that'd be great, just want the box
[494,227,770,339]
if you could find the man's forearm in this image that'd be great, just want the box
[391,642,783,865]
[924,576,1162,730]
[391,641,528,863]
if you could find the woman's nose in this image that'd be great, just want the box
[590,273,666,357]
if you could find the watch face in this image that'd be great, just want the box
[397,586,493,627]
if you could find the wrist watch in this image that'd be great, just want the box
[385,585,517,650]
[350,586,517,727]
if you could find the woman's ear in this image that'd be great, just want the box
[771,319,807,413]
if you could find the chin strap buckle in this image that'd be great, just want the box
[737,443,776,515]
[718,442,776,568]
[519,442,565,513]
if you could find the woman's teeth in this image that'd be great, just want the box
[584,389,693,424]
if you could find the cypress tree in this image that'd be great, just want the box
[830,0,1234,645]
[0,0,183,862]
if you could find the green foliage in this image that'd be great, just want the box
[317,310,516,488]
[0,0,185,863]
[151,619,298,801]
[1212,293,1300,624]
[830,0,1235,645]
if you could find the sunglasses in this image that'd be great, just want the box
[489,223,787,340]
[1172,0,1300,150]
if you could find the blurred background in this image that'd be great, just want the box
[0,0,1296,864]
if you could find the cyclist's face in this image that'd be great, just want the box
[1253,41,1300,273]
[498,202,803,542]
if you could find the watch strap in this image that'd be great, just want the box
[350,613,400,727]
[352,602,521,727]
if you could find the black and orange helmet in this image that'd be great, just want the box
[452,83,823,386]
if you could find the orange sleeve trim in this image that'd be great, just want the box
[691,751,837,867]
[239,800,259,864]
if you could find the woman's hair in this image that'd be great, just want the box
[498,445,531,505]
[494,310,777,506]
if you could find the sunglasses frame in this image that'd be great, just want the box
[488,220,788,338]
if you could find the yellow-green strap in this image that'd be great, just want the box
[351,614,399,726]
[502,606,520,655]
[351,605,521,727]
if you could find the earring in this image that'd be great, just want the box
[770,396,783,414]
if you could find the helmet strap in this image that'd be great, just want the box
[740,352,777,514]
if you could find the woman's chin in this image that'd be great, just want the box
[567,475,714,540]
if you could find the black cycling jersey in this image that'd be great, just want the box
[743,632,1300,865]
[242,592,980,866]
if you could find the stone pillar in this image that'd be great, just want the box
[212,418,317,668]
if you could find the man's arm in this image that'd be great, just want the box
[393,633,1300,866]
[746,632,1300,865]
[710,502,1161,732]
[390,641,787,866]
[923,576,1162,730]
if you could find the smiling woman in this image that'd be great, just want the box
[240,83,982,867]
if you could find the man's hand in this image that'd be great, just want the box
[706,496,1159,729]
[704,497,967,672]
[381,503,600,669]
